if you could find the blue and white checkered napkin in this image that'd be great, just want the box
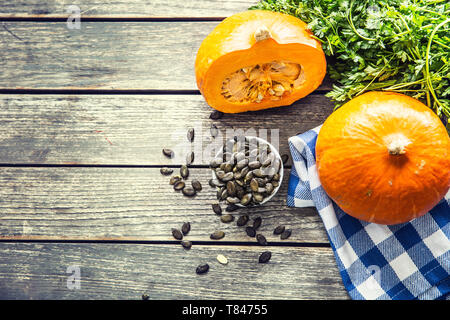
[287,126,450,300]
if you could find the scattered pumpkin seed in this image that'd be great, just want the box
[171,228,183,240]
[160,167,173,175]
[162,148,174,158]
[181,240,192,250]
[181,222,191,236]
[180,165,189,179]
[256,234,267,246]
[216,254,228,265]
[210,230,225,240]
[220,214,234,223]
[173,181,185,191]
[169,175,182,185]
[191,179,202,191]
[281,154,289,165]
[186,152,194,165]
[196,263,209,275]
[212,203,222,215]
[280,229,292,240]
[245,226,256,237]
[209,110,223,120]
[182,186,196,197]
[187,128,195,142]
[273,225,285,235]
[258,251,272,263]
[253,217,262,230]
[236,215,249,227]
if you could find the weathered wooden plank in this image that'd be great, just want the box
[0,0,257,18]
[0,22,332,90]
[0,242,347,299]
[0,94,333,165]
[0,167,329,243]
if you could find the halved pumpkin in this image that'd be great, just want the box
[195,10,326,113]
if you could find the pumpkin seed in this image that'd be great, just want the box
[226,163,235,173]
[182,186,196,197]
[210,124,219,137]
[236,159,249,170]
[215,170,226,180]
[220,214,234,223]
[245,226,256,237]
[273,225,285,235]
[253,217,262,230]
[212,203,222,215]
[181,240,192,250]
[187,127,195,142]
[240,193,252,206]
[256,234,267,246]
[221,172,234,182]
[162,148,174,158]
[216,254,228,265]
[253,192,264,203]
[181,222,190,236]
[210,230,225,240]
[258,251,272,263]
[169,175,182,185]
[160,167,173,175]
[209,110,223,120]
[173,181,185,191]
[191,179,202,191]
[281,154,289,165]
[171,228,183,240]
[236,214,249,227]
[180,165,189,179]
[248,161,261,169]
[280,229,292,240]
[226,197,240,204]
[250,178,259,192]
[219,189,228,201]
[253,169,266,178]
[196,263,209,274]
[226,181,236,196]
[186,151,194,165]
[225,204,239,212]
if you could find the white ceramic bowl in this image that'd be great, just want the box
[211,136,284,207]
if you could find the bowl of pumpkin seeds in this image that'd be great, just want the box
[209,136,283,207]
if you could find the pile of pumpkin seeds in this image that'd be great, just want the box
[209,136,282,207]
[162,125,293,275]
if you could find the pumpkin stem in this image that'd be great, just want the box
[387,138,409,155]
[254,26,271,42]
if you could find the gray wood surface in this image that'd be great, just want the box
[0,0,258,18]
[0,2,347,300]
[0,243,348,299]
[0,167,329,243]
[0,22,332,91]
[0,94,333,165]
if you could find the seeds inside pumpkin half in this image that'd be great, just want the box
[221,61,305,103]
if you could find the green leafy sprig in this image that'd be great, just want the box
[251,0,450,122]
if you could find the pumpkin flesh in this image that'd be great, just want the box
[195,10,326,113]
[316,92,450,225]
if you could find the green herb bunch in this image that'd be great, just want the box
[251,0,450,121]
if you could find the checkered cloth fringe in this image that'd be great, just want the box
[287,126,450,300]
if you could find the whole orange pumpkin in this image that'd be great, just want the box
[195,10,326,113]
[316,92,450,225]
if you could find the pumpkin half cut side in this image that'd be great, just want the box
[195,10,326,113]
[316,92,450,225]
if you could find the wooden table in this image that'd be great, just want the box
[0,1,349,299]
